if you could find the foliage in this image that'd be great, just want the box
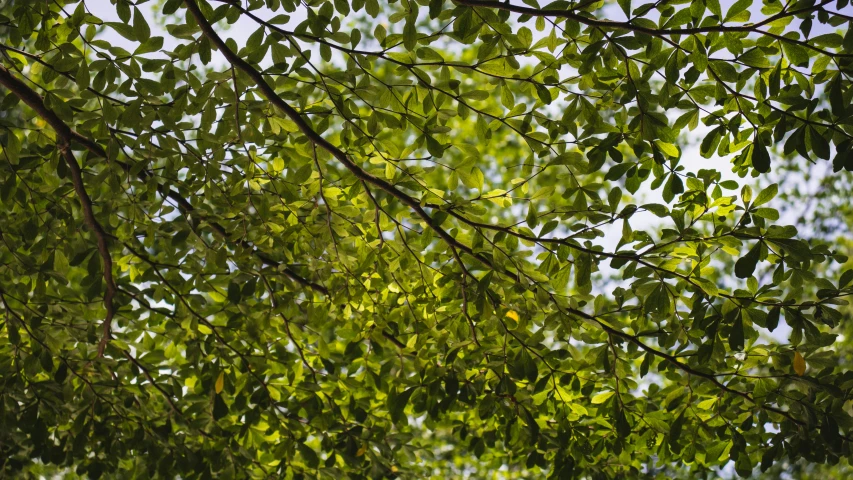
[1,0,853,477]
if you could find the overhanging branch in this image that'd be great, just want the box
[0,64,327,296]
[183,0,812,428]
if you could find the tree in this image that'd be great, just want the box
[1,0,852,477]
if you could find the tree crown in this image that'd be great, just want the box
[1,0,853,477]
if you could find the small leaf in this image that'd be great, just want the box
[388,386,417,423]
[133,7,150,42]
[793,351,806,376]
[522,407,540,443]
[729,313,744,351]
[735,244,760,279]
[829,79,844,117]
[75,64,90,90]
[135,36,164,55]
[591,391,615,404]
[753,184,778,207]
[839,269,853,288]
[654,141,679,158]
[782,41,810,67]
[766,307,780,332]
[7,320,20,345]
[809,127,830,160]
[227,282,242,304]
[761,444,779,472]
[535,84,552,104]
[212,394,228,420]
[693,277,719,297]
[215,372,225,394]
[752,137,771,173]
[669,410,685,446]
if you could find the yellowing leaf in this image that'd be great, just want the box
[272,157,285,172]
[506,310,519,322]
[591,391,616,404]
[215,372,224,394]
[569,403,588,416]
[655,140,680,158]
[693,277,719,297]
[356,446,366,457]
[269,116,299,133]
[268,385,281,402]
[793,351,806,376]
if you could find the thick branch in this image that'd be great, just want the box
[0,64,117,356]
[59,146,117,357]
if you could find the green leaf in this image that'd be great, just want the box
[135,36,165,55]
[297,442,320,468]
[522,407,540,443]
[655,140,679,158]
[133,7,150,42]
[461,90,490,101]
[753,184,777,206]
[6,320,20,345]
[693,277,719,297]
[809,127,830,160]
[761,445,779,472]
[457,166,484,191]
[751,137,771,173]
[403,20,417,51]
[388,386,417,424]
[829,79,845,118]
[536,84,552,105]
[735,453,753,477]
[781,41,810,67]
[75,63,90,90]
[669,410,685,446]
[591,391,615,404]
[575,252,591,289]
[729,313,744,351]
[212,394,228,420]
[735,243,760,279]
[724,0,750,22]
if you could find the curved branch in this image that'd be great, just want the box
[184,0,811,429]
[185,0,489,270]
[0,64,117,356]
[0,64,327,296]
[58,146,117,357]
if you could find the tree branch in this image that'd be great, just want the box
[0,64,326,296]
[58,145,117,357]
[453,0,852,58]
[183,1,822,429]
[0,64,117,356]
[185,0,490,271]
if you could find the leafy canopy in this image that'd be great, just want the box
[1,0,853,477]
